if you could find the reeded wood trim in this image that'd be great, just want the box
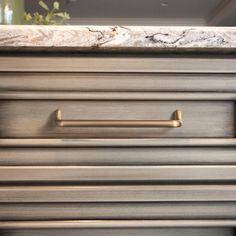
[0,139,235,147]
[0,220,236,229]
[1,185,236,202]
[0,57,236,73]
[1,202,236,220]
[1,147,236,165]
[1,166,236,182]
[0,73,236,92]
[1,91,236,100]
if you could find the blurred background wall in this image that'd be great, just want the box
[24,0,236,26]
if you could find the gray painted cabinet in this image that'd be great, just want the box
[0,53,235,235]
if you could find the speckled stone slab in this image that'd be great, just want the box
[0,25,236,51]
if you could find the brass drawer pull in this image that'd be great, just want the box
[55,109,183,128]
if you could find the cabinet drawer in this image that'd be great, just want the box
[0,100,234,138]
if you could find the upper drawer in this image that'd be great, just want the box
[0,100,234,138]
[0,55,235,138]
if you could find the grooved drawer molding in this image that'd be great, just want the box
[1,35,236,235]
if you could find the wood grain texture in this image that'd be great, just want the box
[0,147,236,165]
[2,91,236,100]
[0,138,236,147]
[0,220,236,228]
[0,185,236,202]
[0,53,236,232]
[0,56,236,73]
[1,202,236,220]
[0,100,233,138]
[0,166,235,182]
[0,73,235,92]
[0,227,232,236]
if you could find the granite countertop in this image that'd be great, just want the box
[0,25,236,52]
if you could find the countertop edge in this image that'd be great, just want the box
[0,25,236,52]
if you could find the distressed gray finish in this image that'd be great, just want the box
[1,202,236,220]
[0,185,236,202]
[0,138,236,147]
[0,220,236,228]
[3,91,236,101]
[0,56,236,73]
[0,100,233,138]
[2,91,236,100]
[0,147,236,165]
[0,227,232,236]
[0,165,236,182]
[0,52,236,233]
[0,73,235,92]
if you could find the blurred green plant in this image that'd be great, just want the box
[24,1,70,25]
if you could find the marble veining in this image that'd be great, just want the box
[0,25,235,51]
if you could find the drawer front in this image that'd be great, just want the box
[0,56,235,231]
[0,100,234,138]
[0,55,235,138]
